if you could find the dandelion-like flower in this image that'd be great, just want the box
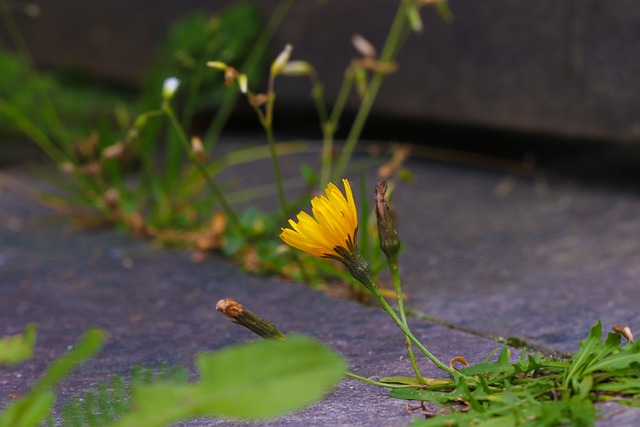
[280,179,373,287]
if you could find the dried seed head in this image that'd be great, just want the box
[248,93,269,108]
[103,188,120,210]
[102,142,126,160]
[352,34,377,58]
[216,298,244,319]
[223,66,239,87]
[190,136,206,161]
[58,162,76,174]
[613,324,634,342]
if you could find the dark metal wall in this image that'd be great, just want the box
[5,1,640,141]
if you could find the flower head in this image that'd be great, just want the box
[280,179,358,260]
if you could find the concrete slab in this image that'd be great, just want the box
[2,146,640,424]
[0,168,506,426]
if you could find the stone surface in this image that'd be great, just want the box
[3,138,640,424]
[4,1,640,139]
[0,168,503,426]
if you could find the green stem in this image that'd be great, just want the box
[264,123,288,218]
[162,102,241,232]
[0,0,69,146]
[364,276,456,377]
[204,0,296,151]
[332,2,410,181]
[320,68,354,187]
[391,264,426,384]
[344,372,420,389]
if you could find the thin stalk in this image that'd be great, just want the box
[363,276,457,377]
[0,99,66,163]
[344,372,421,389]
[332,2,411,181]
[204,0,296,151]
[391,264,426,384]
[320,68,354,187]
[162,102,240,232]
[264,124,288,218]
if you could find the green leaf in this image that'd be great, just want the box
[0,323,36,365]
[586,339,640,374]
[109,335,346,427]
[0,328,106,427]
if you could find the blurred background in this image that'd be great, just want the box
[3,0,640,172]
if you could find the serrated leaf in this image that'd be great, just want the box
[109,335,346,427]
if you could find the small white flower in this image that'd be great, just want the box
[162,77,181,100]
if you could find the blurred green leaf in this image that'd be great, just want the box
[110,335,346,427]
[0,323,36,365]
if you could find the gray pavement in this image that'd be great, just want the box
[2,147,640,425]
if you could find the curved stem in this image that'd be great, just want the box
[364,277,456,377]
[204,0,296,151]
[391,265,426,384]
[163,102,241,232]
[320,68,354,187]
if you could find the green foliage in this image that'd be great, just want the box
[54,365,189,426]
[140,3,263,116]
[387,319,640,426]
[0,323,36,365]
[1,328,345,427]
[109,335,346,427]
[0,328,106,427]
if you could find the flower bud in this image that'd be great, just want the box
[206,61,227,70]
[270,44,293,77]
[162,77,180,100]
[237,73,248,93]
[375,179,401,267]
[281,61,313,77]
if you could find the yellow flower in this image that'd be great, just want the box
[280,179,358,260]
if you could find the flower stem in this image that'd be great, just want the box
[320,68,354,188]
[364,276,456,377]
[204,0,296,152]
[332,1,411,181]
[162,102,241,232]
[264,122,289,218]
[391,264,426,384]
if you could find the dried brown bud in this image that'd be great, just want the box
[613,324,634,342]
[352,34,377,59]
[216,299,244,319]
[248,93,269,108]
[103,188,121,210]
[224,67,239,87]
[190,136,206,161]
[102,142,126,159]
[375,179,401,267]
[216,298,285,340]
